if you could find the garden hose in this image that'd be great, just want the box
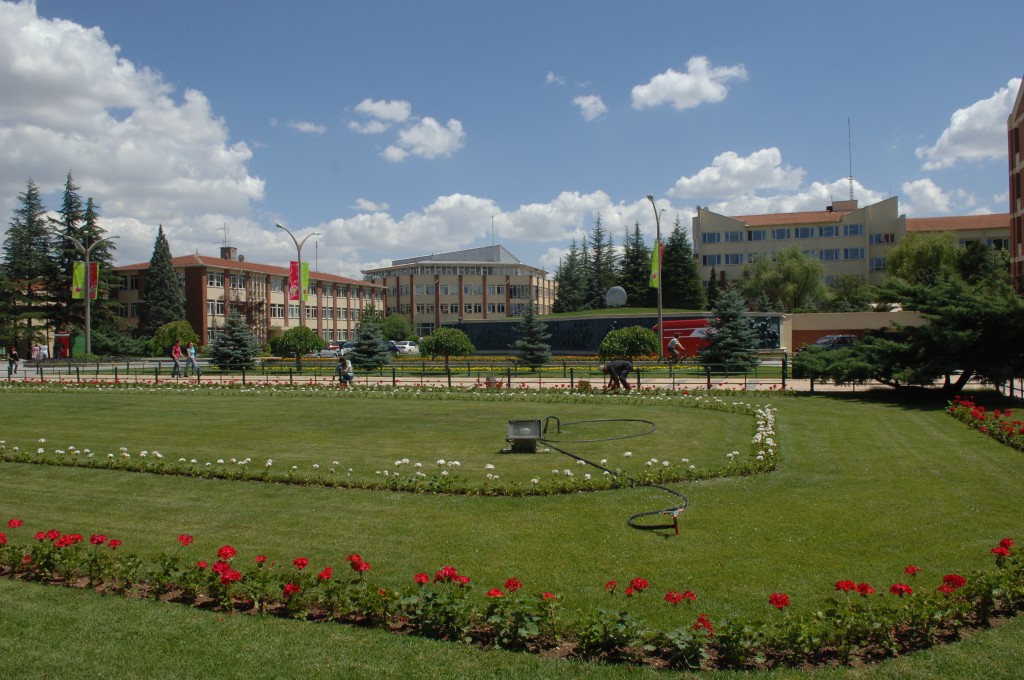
[537,418,689,534]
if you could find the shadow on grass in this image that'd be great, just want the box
[793,385,1020,413]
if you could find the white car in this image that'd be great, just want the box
[393,341,420,355]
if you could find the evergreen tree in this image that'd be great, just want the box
[51,171,85,331]
[81,198,120,331]
[698,287,759,373]
[661,217,705,310]
[585,214,617,308]
[139,225,185,335]
[706,267,720,310]
[512,301,551,368]
[208,310,260,370]
[552,240,588,312]
[348,308,391,369]
[2,179,55,352]
[617,223,654,307]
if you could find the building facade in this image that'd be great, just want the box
[114,246,384,346]
[905,214,1010,249]
[1010,76,1024,289]
[362,245,555,337]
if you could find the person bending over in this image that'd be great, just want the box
[599,360,633,392]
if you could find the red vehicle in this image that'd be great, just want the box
[653,319,711,358]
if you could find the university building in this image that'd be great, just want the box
[692,196,1009,287]
[114,246,384,346]
[362,245,555,338]
[1010,76,1024,288]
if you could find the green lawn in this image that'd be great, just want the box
[1,386,1023,677]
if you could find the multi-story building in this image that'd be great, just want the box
[693,197,906,286]
[114,246,384,346]
[362,245,555,337]
[905,214,1010,250]
[1010,76,1024,288]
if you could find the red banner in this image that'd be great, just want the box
[288,261,300,301]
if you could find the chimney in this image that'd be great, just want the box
[220,246,237,260]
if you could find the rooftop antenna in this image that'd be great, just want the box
[847,118,854,201]
[491,215,495,246]
[216,222,230,246]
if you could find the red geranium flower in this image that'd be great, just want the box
[217,545,237,560]
[624,586,636,597]
[196,560,208,570]
[220,569,242,585]
[108,539,122,550]
[345,553,362,563]
[693,613,714,635]
[835,580,856,592]
[352,560,371,573]
[45,529,60,540]
[992,545,1012,558]
[856,582,875,597]
[1000,537,1015,549]
[7,519,24,528]
[683,590,697,602]
[630,577,649,591]
[414,572,430,585]
[890,583,913,596]
[504,577,523,593]
[453,574,470,586]
[942,573,966,590]
[486,588,504,598]
[435,565,460,582]
[255,555,268,564]
[177,534,194,547]
[542,592,557,601]
[318,566,333,580]
[904,565,922,576]
[282,583,300,598]
[769,592,790,609]
[604,580,618,593]
[0,533,6,545]
[293,557,309,570]
[89,534,107,545]
[664,591,684,605]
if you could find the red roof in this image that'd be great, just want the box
[906,214,1009,232]
[729,209,852,227]
[114,253,379,287]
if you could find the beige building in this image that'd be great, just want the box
[114,246,384,346]
[362,245,555,337]
[1009,76,1024,288]
[905,213,1009,249]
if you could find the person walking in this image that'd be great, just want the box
[7,345,19,374]
[170,340,184,378]
[599,360,633,392]
[184,341,201,378]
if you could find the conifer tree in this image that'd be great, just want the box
[706,267,720,310]
[618,223,655,307]
[2,179,55,350]
[208,310,260,370]
[698,287,759,373]
[585,214,616,308]
[512,301,551,368]
[552,240,587,312]
[661,216,705,310]
[51,171,85,331]
[348,307,391,369]
[139,225,185,335]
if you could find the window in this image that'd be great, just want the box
[207,272,224,287]
[844,248,865,260]
[229,274,245,289]
[125,275,139,290]
[440,304,449,314]
[270,304,284,319]
[725,230,744,242]
[288,304,298,318]
[702,254,722,266]
[487,302,506,313]
[844,224,864,236]
[771,228,791,240]
[439,283,450,295]
[129,303,138,317]
[463,304,473,314]
[988,238,1009,250]
[869,233,895,245]
[869,257,887,272]
[487,284,505,295]
[206,300,225,316]
[818,225,840,238]
[748,229,767,241]
[819,249,840,261]
[508,285,531,299]
[794,227,815,239]
[802,250,818,259]
[473,303,482,314]
[701,232,721,243]
[724,253,743,265]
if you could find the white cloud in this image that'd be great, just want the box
[631,56,747,111]
[669,148,804,198]
[384,117,465,161]
[0,1,264,264]
[352,198,389,212]
[287,120,326,135]
[573,95,607,122]
[353,98,411,123]
[915,78,1022,170]
[545,71,565,86]
[901,178,951,213]
[348,119,389,134]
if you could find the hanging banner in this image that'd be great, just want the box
[648,242,663,288]
[288,261,300,301]
[71,262,100,299]
[301,262,310,302]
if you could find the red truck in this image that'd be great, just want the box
[653,319,711,358]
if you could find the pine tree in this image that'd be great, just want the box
[139,225,185,335]
[662,216,705,310]
[2,179,56,352]
[51,172,85,331]
[585,214,617,308]
[706,267,720,310]
[513,301,551,368]
[208,310,260,370]
[617,223,655,307]
[552,240,588,312]
[698,287,759,373]
[348,308,391,369]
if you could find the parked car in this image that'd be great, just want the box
[339,342,355,355]
[314,347,340,358]
[798,334,858,352]
[393,340,420,355]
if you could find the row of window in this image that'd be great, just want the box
[389,283,536,298]
[388,302,507,315]
[703,224,873,243]
[205,272,377,299]
[704,248,869,266]
[372,265,539,277]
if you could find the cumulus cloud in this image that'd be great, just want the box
[631,56,747,111]
[0,1,264,264]
[669,148,804,198]
[915,78,1022,170]
[573,95,607,121]
[287,120,326,135]
[545,71,566,86]
[351,198,389,212]
[383,117,464,162]
[901,178,952,213]
[354,98,412,123]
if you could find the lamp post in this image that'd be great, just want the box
[275,223,321,329]
[647,194,663,358]
[57,232,118,356]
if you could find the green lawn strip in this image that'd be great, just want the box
[1,388,1023,671]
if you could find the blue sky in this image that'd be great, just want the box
[1,0,1020,279]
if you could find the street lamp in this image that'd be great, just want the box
[647,194,663,359]
[56,232,118,356]
[275,223,321,328]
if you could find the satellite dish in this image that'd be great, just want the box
[605,286,627,307]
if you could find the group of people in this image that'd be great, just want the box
[169,340,201,378]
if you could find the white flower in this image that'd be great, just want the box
[662,461,670,467]
[600,459,608,465]
[485,463,495,470]
[680,458,689,463]
[38,438,46,443]
[37,448,44,454]
[531,478,540,484]
[179,458,186,463]
[312,464,320,469]
[564,470,574,477]
[266,459,273,467]
[414,462,422,468]
[584,473,591,480]
[437,459,446,466]
[689,464,696,470]
[441,470,449,477]
[577,459,586,465]
[332,461,340,466]
[191,459,198,464]
[402,457,410,464]
[217,459,224,465]
[107,453,114,459]
[623,451,632,458]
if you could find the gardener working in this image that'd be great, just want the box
[599,360,633,393]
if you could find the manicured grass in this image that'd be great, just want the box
[2,386,1024,676]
